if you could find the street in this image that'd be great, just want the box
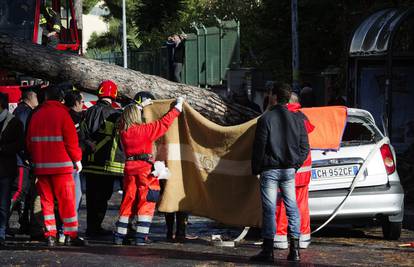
[1,194,414,267]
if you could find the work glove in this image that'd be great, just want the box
[141,98,153,108]
[75,161,83,173]
[136,98,153,110]
[151,161,171,180]
[174,96,185,112]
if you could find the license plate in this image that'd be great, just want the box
[311,165,359,180]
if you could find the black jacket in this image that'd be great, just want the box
[251,104,309,175]
[0,112,24,178]
[173,41,185,63]
[13,102,33,166]
[79,99,125,175]
[13,102,32,131]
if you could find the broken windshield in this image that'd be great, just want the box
[341,115,383,146]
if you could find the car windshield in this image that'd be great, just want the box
[341,115,383,146]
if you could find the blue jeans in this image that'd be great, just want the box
[73,171,82,213]
[260,168,300,239]
[0,177,12,239]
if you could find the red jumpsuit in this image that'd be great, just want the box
[274,103,314,249]
[115,107,180,241]
[26,100,82,238]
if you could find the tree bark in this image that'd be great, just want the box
[74,0,83,30]
[0,34,259,125]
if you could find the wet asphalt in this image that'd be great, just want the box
[1,193,414,267]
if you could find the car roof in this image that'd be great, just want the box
[347,108,376,123]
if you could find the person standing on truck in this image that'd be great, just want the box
[274,92,315,250]
[26,85,85,247]
[250,83,309,263]
[80,80,125,237]
[0,92,24,248]
[39,4,61,48]
[113,97,184,245]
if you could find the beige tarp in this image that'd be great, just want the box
[144,100,262,227]
[143,101,348,227]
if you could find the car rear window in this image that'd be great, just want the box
[341,115,383,146]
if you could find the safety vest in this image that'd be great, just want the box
[81,100,125,176]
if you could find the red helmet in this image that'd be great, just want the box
[97,80,118,100]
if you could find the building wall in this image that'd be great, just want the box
[81,1,109,53]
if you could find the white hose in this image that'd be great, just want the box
[311,137,389,234]
[231,138,389,244]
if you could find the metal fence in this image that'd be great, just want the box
[89,20,240,87]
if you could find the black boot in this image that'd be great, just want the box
[64,235,88,246]
[175,212,187,242]
[250,238,274,262]
[287,237,300,261]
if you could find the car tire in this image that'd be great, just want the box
[381,219,402,240]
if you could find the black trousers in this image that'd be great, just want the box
[172,63,183,83]
[0,177,12,239]
[165,212,187,238]
[85,173,116,231]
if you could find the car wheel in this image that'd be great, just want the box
[381,219,402,240]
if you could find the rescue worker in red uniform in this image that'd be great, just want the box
[26,86,85,247]
[113,97,184,245]
[274,94,314,249]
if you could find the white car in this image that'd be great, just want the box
[309,108,404,240]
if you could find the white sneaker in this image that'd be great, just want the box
[58,234,65,244]
[299,239,311,249]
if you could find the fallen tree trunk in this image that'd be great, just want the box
[0,34,259,125]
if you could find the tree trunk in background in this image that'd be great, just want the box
[74,0,83,29]
[0,34,259,125]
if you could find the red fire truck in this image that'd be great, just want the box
[0,0,80,111]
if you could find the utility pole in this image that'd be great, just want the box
[122,0,127,68]
[291,0,300,92]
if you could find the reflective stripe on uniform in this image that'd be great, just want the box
[35,162,73,168]
[83,165,124,174]
[53,24,61,31]
[297,166,312,173]
[63,216,77,223]
[136,226,150,234]
[119,216,129,224]
[31,136,63,142]
[44,214,55,221]
[116,227,127,235]
[46,225,57,231]
[138,215,152,223]
[63,226,78,232]
[81,168,122,176]
[274,234,288,242]
[300,233,311,241]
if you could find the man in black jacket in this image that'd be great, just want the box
[250,83,309,263]
[10,87,38,235]
[0,93,24,247]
